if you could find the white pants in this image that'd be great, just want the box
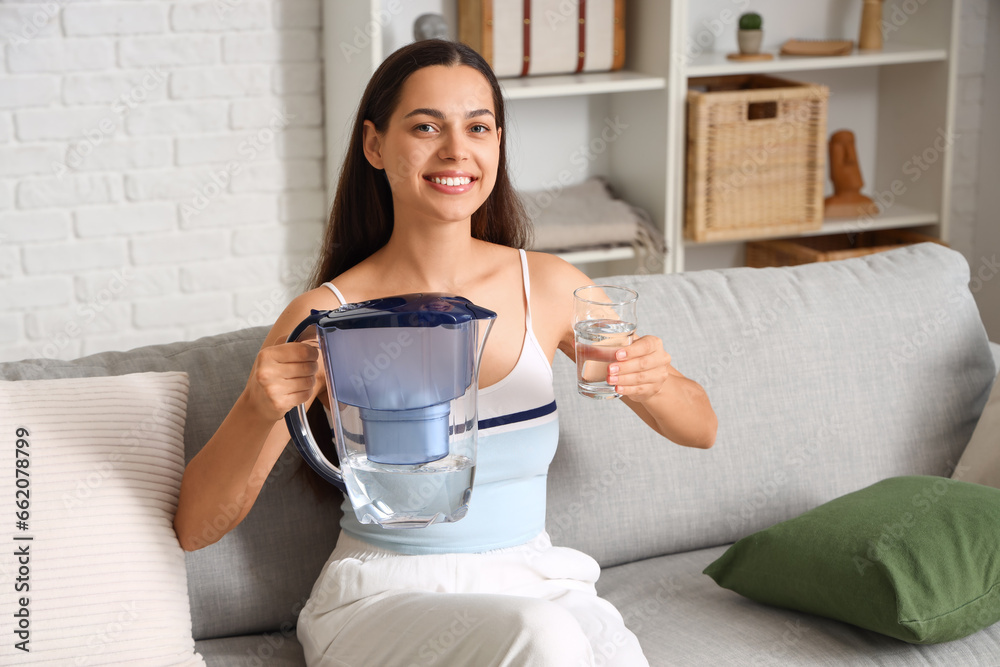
[297,532,648,667]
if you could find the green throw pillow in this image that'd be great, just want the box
[704,476,1000,644]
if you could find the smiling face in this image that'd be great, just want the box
[362,65,501,229]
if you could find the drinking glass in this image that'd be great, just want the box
[573,285,638,399]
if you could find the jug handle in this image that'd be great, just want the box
[284,311,347,493]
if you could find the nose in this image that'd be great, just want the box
[438,128,469,162]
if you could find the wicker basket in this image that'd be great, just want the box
[745,229,946,267]
[686,74,829,242]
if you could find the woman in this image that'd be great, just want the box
[174,39,716,666]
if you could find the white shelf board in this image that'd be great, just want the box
[554,246,637,263]
[686,43,948,77]
[807,205,939,236]
[500,71,666,100]
[683,205,939,246]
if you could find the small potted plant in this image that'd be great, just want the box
[738,12,763,55]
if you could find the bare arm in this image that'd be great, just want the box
[542,254,717,449]
[173,292,329,551]
[615,352,717,449]
[557,332,716,448]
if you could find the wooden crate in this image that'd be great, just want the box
[686,75,829,242]
[745,229,946,267]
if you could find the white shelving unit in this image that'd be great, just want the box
[323,0,960,275]
[673,0,960,272]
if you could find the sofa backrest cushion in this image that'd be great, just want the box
[545,244,996,568]
[0,329,342,641]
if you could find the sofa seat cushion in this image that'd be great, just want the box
[598,546,1000,666]
[194,634,304,666]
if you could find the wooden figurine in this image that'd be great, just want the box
[825,130,879,218]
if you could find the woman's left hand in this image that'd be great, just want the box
[606,335,673,403]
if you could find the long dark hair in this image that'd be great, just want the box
[309,39,530,289]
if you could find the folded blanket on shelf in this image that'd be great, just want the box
[519,178,667,267]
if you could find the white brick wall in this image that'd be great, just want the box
[0,0,325,361]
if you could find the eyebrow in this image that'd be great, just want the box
[403,108,496,121]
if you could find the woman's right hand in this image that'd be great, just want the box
[243,341,322,423]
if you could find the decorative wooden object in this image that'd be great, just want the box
[726,52,774,62]
[780,39,853,56]
[859,0,884,51]
[824,130,879,219]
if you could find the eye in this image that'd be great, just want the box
[414,123,437,133]
[470,124,491,134]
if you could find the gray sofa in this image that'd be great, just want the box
[3,242,998,666]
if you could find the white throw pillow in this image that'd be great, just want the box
[0,372,204,666]
[954,370,1000,488]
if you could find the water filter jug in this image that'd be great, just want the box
[284,294,496,528]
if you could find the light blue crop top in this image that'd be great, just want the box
[322,249,559,554]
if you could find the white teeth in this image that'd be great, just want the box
[431,176,471,186]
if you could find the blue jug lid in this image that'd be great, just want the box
[315,293,497,330]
